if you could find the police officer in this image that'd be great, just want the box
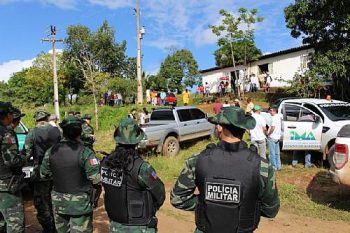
[81,114,95,150]
[10,108,25,129]
[25,109,61,233]
[0,102,26,233]
[40,116,101,233]
[101,118,165,232]
[171,107,280,233]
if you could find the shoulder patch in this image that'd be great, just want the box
[3,133,16,144]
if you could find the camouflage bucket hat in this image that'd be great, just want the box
[82,114,92,120]
[34,109,50,121]
[114,118,145,145]
[0,102,14,114]
[13,107,25,119]
[59,116,83,128]
[208,107,256,130]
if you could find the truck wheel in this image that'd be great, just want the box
[328,145,335,171]
[162,136,179,156]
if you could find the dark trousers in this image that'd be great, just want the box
[33,181,55,233]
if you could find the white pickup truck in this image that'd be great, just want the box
[262,98,350,161]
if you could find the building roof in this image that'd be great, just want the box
[200,45,313,74]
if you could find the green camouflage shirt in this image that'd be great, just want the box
[40,138,101,215]
[170,143,280,218]
[0,123,25,192]
[81,122,95,149]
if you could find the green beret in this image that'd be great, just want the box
[59,116,83,128]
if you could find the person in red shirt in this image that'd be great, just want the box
[212,98,223,114]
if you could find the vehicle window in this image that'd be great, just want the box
[14,124,26,134]
[150,110,175,121]
[283,104,315,122]
[283,104,300,121]
[298,109,316,122]
[177,109,192,122]
[167,93,175,97]
[190,109,206,120]
[318,103,350,121]
[303,104,324,121]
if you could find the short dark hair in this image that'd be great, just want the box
[62,124,82,140]
[223,125,246,139]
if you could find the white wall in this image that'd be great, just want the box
[200,48,315,91]
[249,48,314,87]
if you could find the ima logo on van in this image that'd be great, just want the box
[290,131,315,141]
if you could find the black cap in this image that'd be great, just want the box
[0,102,14,114]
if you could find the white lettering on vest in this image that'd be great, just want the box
[205,182,240,204]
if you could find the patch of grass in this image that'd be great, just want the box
[279,182,350,222]
[146,139,214,183]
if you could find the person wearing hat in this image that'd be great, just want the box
[40,116,101,233]
[10,107,25,130]
[101,118,165,232]
[171,107,279,233]
[81,114,95,150]
[249,105,268,159]
[233,98,240,107]
[0,102,26,233]
[24,109,61,233]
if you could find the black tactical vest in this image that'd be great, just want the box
[195,141,261,233]
[50,142,91,194]
[33,124,61,166]
[0,125,13,179]
[101,156,155,225]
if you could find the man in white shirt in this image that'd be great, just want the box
[267,106,282,170]
[250,105,267,159]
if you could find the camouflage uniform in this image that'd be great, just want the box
[0,102,25,233]
[102,118,165,233]
[40,117,101,233]
[25,110,61,233]
[81,114,95,150]
[170,107,280,233]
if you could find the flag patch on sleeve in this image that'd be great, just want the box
[89,158,100,166]
[149,171,157,181]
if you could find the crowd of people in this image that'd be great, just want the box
[100,91,135,107]
[0,100,280,233]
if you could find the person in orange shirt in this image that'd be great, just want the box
[182,89,190,106]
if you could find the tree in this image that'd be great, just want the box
[63,21,136,97]
[285,0,350,100]
[210,8,263,97]
[158,49,200,92]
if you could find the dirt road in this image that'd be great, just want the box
[24,191,350,233]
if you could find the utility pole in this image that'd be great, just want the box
[135,0,145,104]
[42,25,63,120]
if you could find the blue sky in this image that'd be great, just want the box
[0,0,300,82]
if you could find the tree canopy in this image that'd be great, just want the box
[210,8,263,67]
[157,49,200,92]
[285,0,350,100]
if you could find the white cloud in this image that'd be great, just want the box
[0,0,77,9]
[88,0,133,9]
[0,59,34,82]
